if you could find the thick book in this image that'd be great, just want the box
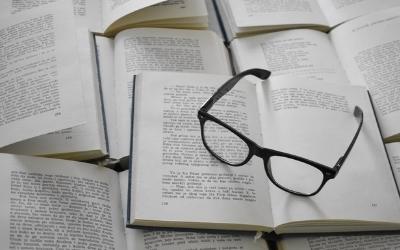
[0,1,86,149]
[214,0,400,40]
[0,152,269,250]
[127,71,400,234]
[0,0,209,36]
[1,20,231,160]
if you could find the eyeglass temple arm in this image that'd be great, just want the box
[200,68,271,112]
[333,106,364,174]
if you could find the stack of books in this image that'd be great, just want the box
[1,0,400,249]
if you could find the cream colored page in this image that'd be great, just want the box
[2,29,106,158]
[0,0,103,31]
[130,72,272,230]
[330,7,400,139]
[386,143,400,190]
[226,0,328,28]
[231,29,349,83]
[113,28,231,158]
[101,0,165,31]
[318,0,400,27]
[117,171,269,250]
[0,153,126,250]
[0,2,86,148]
[279,234,400,250]
[257,76,400,228]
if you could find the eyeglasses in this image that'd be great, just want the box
[198,69,363,196]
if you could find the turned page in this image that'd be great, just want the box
[230,29,349,83]
[129,72,273,231]
[257,76,400,232]
[0,1,85,148]
[0,153,127,250]
[101,0,164,32]
[330,7,400,141]
[224,0,328,30]
[111,28,231,158]
[317,0,400,27]
[118,171,269,250]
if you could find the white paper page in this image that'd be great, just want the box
[330,7,400,139]
[231,29,349,84]
[101,0,165,32]
[118,171,269,250]
[386,143,400,191]
[130,72,272,231]
[113,28,231,158]
[279,234,400,250]
[257,76,400,230]
[225,0,328,29]
[1,29,106,160]
[0,153,126,250]
[0,0,103,31]
[0,1,86,148]
[318,0,400,27]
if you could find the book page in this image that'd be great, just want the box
[0,0,103,31]
[318,0,400,27]
[1,29,107,160]
[118,171,269,250]
[101,0,165,32]
[130,72,273,231]
[257,76,400,232]
[231,29,349,84]
[0,153,127,250]
[112,28,231,158]
[386,143,400,190]
[224,0,328,29]
[278,234,400,250]
[0,1,86,148]
[330,7,400,140]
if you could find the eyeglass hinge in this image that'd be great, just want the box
[334,156,345,173]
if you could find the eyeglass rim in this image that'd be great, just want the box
[198,68,363,196]
[198,110,341,196]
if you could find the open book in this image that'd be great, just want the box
[230,6,400,142]
[215,0,400,40]
[2,26,231,160]
[0,0,208,36]
[127,71,400,234]
[0,152,269,250]
[0,1,86,149]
